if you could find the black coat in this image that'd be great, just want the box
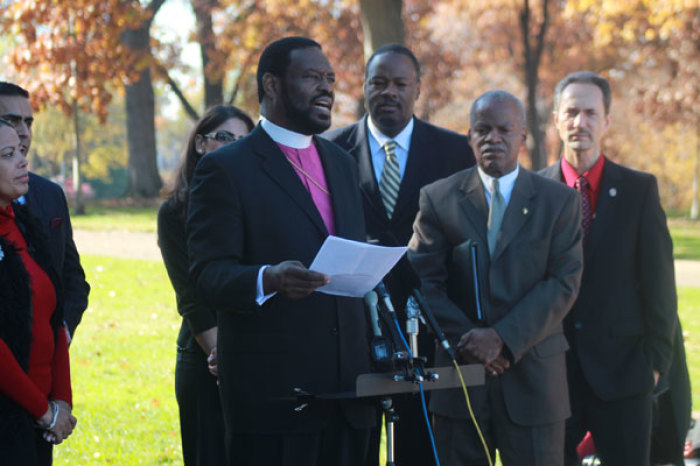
[540,159,677,400]
[25,172,89,336]
[0,204,63,439]
[187,125,375,434]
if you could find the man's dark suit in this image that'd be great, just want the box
[24,172,89,337]
[186,126,375,457]
[540,158,678,465]
[408,167,583,464]
[325,116,474,465]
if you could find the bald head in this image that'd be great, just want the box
[470,90,526,127]
[468,90,527,178]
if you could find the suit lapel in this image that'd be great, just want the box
[254,128,328,238]
[584,158,621,262]
[352,118,387,221]
[492,169,535,261]
[391,118,424,224]
[458,169,489,249]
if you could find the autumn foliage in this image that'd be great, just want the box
[1,0,697,211]
[2,0,152,123]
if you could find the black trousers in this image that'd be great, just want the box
[565,362,653,466]
[175,349,227,466]
[0,426,53,466]
[227,405,371,466]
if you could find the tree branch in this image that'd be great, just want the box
[154,62,200,121]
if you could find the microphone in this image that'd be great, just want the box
[364,291,382,337]
[405,295,421,357]
[410,289,456,362]
[364,290,392,370]
[375,282,397,317]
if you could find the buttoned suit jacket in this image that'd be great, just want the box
[25,172,89,337]
[324,116,475,314]
[408,167,583,426]
[186,125,375,434]
[540,158,677,401]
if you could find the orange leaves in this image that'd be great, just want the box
[1,0,148,120]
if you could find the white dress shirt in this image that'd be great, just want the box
[367,116,414,183]
[477,164,520,207]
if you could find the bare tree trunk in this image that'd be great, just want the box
[357,0,404,120]
[520,0,550,170]
[192,0,223,108]
[71,100,85,215]
[121,0,166,198]
[359,0,404,61]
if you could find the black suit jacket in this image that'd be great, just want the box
[408,167,583,425]
[187,125,375,434]
[540,158,677,401]
[24,172,89,337]
[157,199,217,353]
[324,116,475,313]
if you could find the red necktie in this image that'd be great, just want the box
[575,176,592,242]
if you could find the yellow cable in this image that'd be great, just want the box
[452,359,493,466]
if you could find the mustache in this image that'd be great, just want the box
[312,90,333,100]
[376,98,400,106]
[570,129,591,137]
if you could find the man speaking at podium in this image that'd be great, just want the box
[408,91,583,465]
[187,37,374,466]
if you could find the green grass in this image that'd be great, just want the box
[53,254,182,465]
[70,206,159,233]
[48,246,700,463]
[669,218,700,261]
[679,286,700,413]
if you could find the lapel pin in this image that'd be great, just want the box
[609,187,617,197]
[522,207,529,215]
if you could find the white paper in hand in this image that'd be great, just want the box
[309,236,407,297]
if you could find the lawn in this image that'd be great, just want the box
[53,255,182,464]
[50,251,699,464]
[670,218,700,261]
[680,287,700,412]
[70,205,159,233]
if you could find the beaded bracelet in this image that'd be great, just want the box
[37,400,60,430]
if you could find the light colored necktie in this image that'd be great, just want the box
[379,140,400,218]
[487,178,506,256]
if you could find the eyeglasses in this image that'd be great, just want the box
[203,131,243,143]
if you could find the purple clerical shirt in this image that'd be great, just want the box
[276,142,336,236]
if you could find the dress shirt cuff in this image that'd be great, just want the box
[256,265,276,306]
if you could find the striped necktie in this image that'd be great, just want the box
[379,140,400,218]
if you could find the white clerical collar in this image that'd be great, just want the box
[477,164,520,193]
[260,117,313,149]
[367,116,414,151]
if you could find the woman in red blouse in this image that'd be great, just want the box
[0,119,77,464]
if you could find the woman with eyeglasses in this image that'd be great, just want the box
[0,119,77,465]
[158,105,255,465]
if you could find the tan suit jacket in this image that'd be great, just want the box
[408,166,583,425]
